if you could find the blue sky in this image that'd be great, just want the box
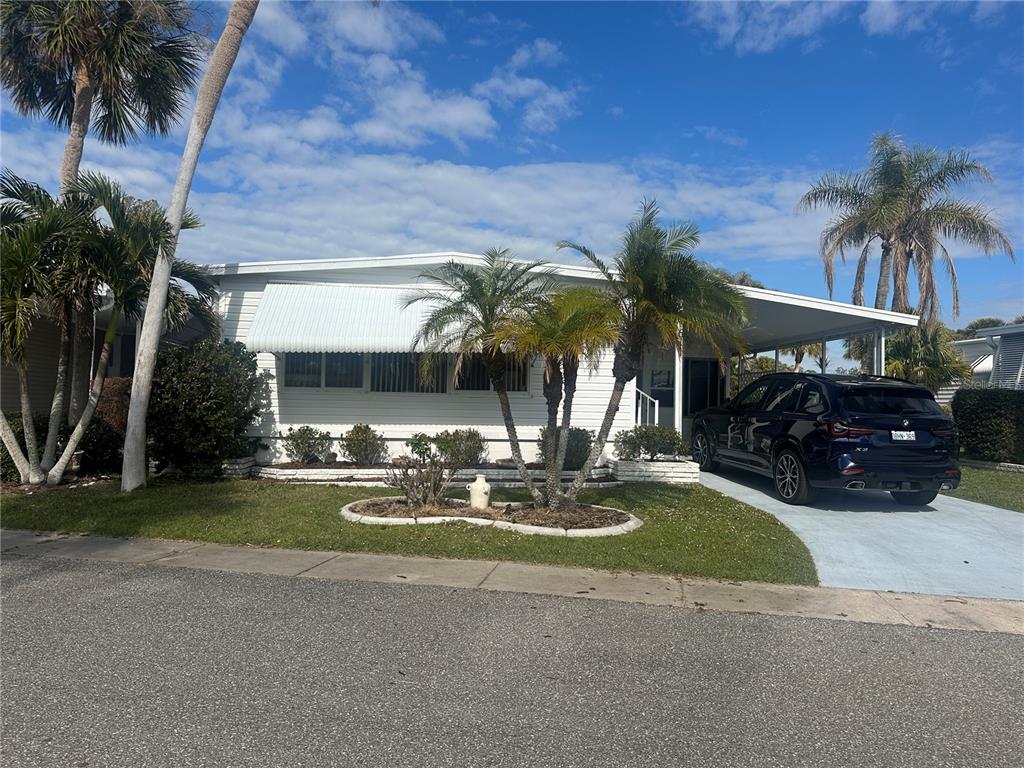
[2,0,1022,327]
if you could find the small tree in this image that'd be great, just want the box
[885,325,971,393]
[148,340,262,475]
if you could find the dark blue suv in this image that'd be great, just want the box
[691,373,961,505]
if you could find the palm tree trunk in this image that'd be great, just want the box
[47,310,119,485]
[541,357,564,508]
[41,318,71,471]
[493,382,544,505]
[1,410,32,484]
[59,61,94,192]
[552,357,579,506]
[874,240,892,310]
[891,244,912,315]
[16,362,44,484]
[122,0,260,492]
[564,377,627,501]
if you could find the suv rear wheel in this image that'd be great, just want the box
[891,490,939,506]
[773,449,816,505]
[691,430,717,471]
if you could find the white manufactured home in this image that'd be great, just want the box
[210,252,919,463]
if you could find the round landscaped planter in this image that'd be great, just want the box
[340,497,642,538]
[254,465,619,488]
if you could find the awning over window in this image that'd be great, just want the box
[246,283,431,353]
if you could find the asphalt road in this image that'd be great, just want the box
[2,556,1022,768]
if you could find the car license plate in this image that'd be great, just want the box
[891,430,916,441]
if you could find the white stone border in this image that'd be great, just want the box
[340,497,643,538]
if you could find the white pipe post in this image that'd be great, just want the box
[673,345,683,433]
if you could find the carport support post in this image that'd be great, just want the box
[873,327,886,375]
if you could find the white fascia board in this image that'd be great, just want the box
[738,285,920,327]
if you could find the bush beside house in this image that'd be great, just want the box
[537,427,593,471]
[148,340,264,476]
[952,389,1024,463]
[338,424,388,465]
[614,425,685,460]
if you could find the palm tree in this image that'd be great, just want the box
[405,249,557,505]
[123,0,260,492]
[44,172,216,484]
[3,0,203,426]
[885,325,971,394]
[0,170,98,473]
[799,133,1014,326]
[497,287,620,507]
[1,0,202,192]
[557,199,748,499]
[782,343,814,372]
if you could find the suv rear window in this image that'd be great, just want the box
[840,387,944,416]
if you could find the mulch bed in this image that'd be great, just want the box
[351,498,629,529]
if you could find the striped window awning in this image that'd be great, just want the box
[245,283,432,353]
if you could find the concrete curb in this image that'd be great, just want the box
[1,528,1020,635]
[340,497,643,538]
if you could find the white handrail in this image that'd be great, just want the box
[636,388,660,426]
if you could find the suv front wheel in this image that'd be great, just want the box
[691,430,718,471]
[773,449,816,505]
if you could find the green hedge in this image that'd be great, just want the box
[951,388,1024,463]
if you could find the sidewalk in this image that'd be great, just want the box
[2,528,1021,634]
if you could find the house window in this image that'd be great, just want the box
[284,352,321,387]
[119,334,136,376]
[284,352,365,388]
[455,354,529,392]
[371,353,446,393]
[324,353,363,388]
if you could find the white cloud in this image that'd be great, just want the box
[860,1,937,35]
[319,1,444,55]
[689,125,748,148]
[251,1,309,54]
[686,1,849,55]
[473,39,578,133]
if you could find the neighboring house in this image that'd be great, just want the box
[938,324,1024,405]
[211,252,919,462]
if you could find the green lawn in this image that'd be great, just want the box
[0,480,817,585]
[945,466,1024,512]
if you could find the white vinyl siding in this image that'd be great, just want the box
[217,269,635,462]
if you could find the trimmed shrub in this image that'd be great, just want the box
[537,426,593,471]
[282,426,333,464]
[148,340,263,475]
[95,377,132,435]
[951,388,1024,463]
[613,425,685,461]
[434,428,488,468]
[339,423,388,465]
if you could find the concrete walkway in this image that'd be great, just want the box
[701,468,1024,600]
[2,528,1020,635]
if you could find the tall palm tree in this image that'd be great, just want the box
[557,199,748,499]
[45,171,216,484]
[123,0,260,492]
[405,249,557,505]
[1,0,202,192]
[497,287,620,507]
[3,0,203,425]
[799,133,1014,326]
[885,325,971,394]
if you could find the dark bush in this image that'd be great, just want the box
[434,428,488,468]
[78,420,123,474]
[95,377,132,435]
[339,423,388,465]
[537,426,593,471]
[148,340,263,476]
[613,425,685,461]
[282,426,334,464]
[951,388,1024,463]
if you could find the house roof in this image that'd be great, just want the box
[223,252,920,354]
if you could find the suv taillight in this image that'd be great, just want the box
[932,427,956,439]
[822,419,874,437]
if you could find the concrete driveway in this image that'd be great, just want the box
[700,468,1024,600]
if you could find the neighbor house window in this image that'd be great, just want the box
[455,354,529,392]
[370,353,446,393]
[284,353,364,388]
